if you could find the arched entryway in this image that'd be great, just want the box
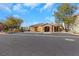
[44,26,50,32]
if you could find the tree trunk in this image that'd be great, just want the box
[67,24,70,31]
[64,24,68,32]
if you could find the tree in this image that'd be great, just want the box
[15,18,23,29]
[54,3,77,32]
[0,22,4,31]
[54,11,63,25]
[4,16,23,31]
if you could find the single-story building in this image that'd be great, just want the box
[29,23,64,32]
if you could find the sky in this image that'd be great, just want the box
[0,3,79,27]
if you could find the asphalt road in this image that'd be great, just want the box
[0,32,79,56]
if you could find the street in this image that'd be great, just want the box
[0,32,79,56]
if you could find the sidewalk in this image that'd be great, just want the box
[0,31,79,36]
[0,32,6,34]
[72,33,79,36]
[68,32,79,36]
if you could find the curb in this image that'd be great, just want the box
[68,32,79,36]
[0,33,6,35]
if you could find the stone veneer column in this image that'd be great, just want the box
[52,25,55,32]
[50,25,53,32]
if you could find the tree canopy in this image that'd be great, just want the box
[54,3,77,31]
[4,16,23,29]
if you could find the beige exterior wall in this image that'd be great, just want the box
[30,26,44,32]
[29,24,63,32]
[30,25,54,32]
[71,16,79,33]
[37,26,43,32]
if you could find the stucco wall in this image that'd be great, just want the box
[29,24,63,32]
[71,16,79,33]
[37,26,43,32]
[30,26,43,32]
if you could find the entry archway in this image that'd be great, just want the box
[44,26,50,32]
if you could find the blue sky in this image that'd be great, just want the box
[0,3,79,27]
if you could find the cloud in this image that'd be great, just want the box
[12,3,41,15]
[40,3,54,12]
[13,4,21,11]
[74,4,79,15]
[43,3,53,9]
[45,16,55,23]
[0,4,12,12]
[32,21,40,24]
[13,14,20,18]
[23,3,40,9]
[13,4,28,15]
